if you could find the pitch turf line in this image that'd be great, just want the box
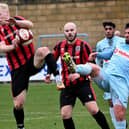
[1,110,129,122]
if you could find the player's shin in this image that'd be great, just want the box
[45,53,65,89]
[13,108,25,129]
[93,110,110,129]
[76,63,92,75]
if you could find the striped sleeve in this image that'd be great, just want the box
[53,41,62,61]
[83,42,92,61]
[14,16,25,20]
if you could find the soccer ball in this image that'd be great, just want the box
[16,28,33,45]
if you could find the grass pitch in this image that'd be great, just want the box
[0,82,129,129]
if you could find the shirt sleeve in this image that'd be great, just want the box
[53,42,60,61]
[14,16,25,20]
[97,47,114,59]
[84,42,92,57]
[95,42,103,66]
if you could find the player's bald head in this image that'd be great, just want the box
[0,3,10,21]
[64,22,77,32]
[63,22,77,43]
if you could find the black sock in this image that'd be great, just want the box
[13,107,24,128]
[45,53,59,76]
[63,118,75,129]
[93,110,110,129]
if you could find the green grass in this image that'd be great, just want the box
[0,82,128,129]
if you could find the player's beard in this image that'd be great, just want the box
[67,33,77,43]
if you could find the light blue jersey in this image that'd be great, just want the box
[96,35,125,66]
[100,43,129,108]
[96,36,125,100]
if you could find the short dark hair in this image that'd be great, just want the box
[125,23,129,29]
[103,21,116,28]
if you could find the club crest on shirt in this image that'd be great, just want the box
[76,46,80,52]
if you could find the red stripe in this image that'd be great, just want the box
[90,82,96,101]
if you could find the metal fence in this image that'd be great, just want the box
[1,0,112,5]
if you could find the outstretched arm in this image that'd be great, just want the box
[97,47,114,59]
[9,17,34,29]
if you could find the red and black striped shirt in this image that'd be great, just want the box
[0,16,34,71]
[53,38,92,87]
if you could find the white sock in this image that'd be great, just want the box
[115,120,126,129]
[109,107,117,128]
[76,64,92,75]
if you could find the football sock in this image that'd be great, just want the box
[13,107,24,129]
[76,64,92,75]
[63,118,75,129]
[92,110,110,129]
[45,53,59,76]
[109,107,117,128]
[115,120,126,129]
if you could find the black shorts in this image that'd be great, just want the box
[11,56,43,97]
[60,81,96,108]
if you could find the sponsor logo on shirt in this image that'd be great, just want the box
[114,48,129,59]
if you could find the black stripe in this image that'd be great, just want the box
[19,45,28,61]
[80,42,86,82]
[7,54,15,70]
[72,44,76,63]
[85,43,91,56]
[63,43,68,86]
[73,43,80,84]
[15,24,20,29]
[28,45,33,56]
[9,25,16,37]
[80,42,83,63]
[57,42,62,56]
[14,16,23,20]
[4,28,22,67]
[0,30,3,35]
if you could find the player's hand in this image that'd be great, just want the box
[89,52,97,61]
[44,74,51,83]
[0,20,9,25]
[12,38,18,49]
[8,17,16,25]
[57,83,65,90]
[68,73,80,81]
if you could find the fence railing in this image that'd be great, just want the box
[38,33,88,47]
[5,0,111,5]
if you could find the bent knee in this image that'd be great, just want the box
[115,111,125,121]
[61,111,72,119]
[61,109,72,119]
[89,109,99,115]
[36,47,50,57]
[14,101,24,110]
[114,106,126,121]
